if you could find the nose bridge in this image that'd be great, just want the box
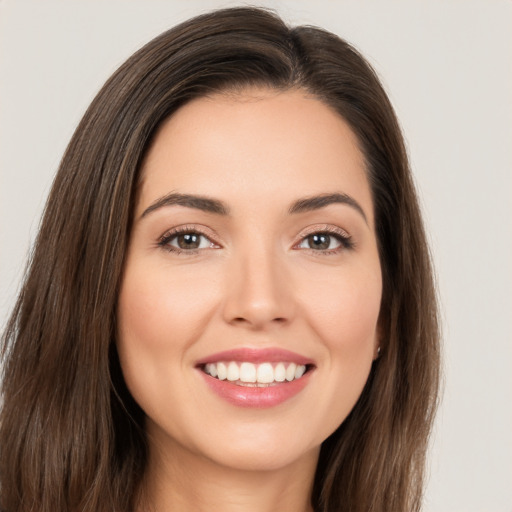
[222,235,294,329]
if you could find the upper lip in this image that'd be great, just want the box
[196,347,314,366]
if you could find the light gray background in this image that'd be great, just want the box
[1,1,511,511]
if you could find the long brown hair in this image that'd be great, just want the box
[0,7,440,512]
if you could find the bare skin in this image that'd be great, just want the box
[140,434,317,512]
[117,87,382,512]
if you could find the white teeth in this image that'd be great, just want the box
[203,361,307,384]
[286,363,297,381]
[257,362,274,384]
[295,364,306,379]
[274,362,286,382]
[204,363,217,378]
[217,362,227,380]
[239,362,257,383]
[227,361,239,381]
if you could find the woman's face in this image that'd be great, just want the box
[117,88,382,473]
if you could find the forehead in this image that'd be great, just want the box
[138,87,373,223]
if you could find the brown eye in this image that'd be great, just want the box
[163,232,213,251]
[296,231,352,252]
[306,234,332,250]
[176,233,201,249]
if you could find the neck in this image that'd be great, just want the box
[138,438,318,512]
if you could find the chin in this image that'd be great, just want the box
[202,438,321,474]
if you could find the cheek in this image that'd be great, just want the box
[117,263,219,352]
[301,264,382,354]
[115,263,221,408]
[298,262,381,418]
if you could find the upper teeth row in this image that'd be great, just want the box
[204,361,306,384]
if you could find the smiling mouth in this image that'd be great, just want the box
[200,361,313,386]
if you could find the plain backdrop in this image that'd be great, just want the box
[0,1,511,511]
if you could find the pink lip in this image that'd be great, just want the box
[196,347,313,366]
[196,347,315,408]
[198,370,312,408]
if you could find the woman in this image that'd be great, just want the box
[0,7,440,512]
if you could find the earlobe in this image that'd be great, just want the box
[373,318,383,360]
[373,310,386,361]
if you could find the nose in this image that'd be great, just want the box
[221,245,295,330]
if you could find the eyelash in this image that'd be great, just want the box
[157,225,354,255]
[157,225,218,254]
[293,226,354,254]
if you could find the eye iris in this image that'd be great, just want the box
[308,234,330,250]
[177,233,200,249]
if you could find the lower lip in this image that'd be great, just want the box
[198,370,312,408]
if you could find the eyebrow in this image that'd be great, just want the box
[140,193,230,218]
[140,191,367,223]
[289,193,368,223]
